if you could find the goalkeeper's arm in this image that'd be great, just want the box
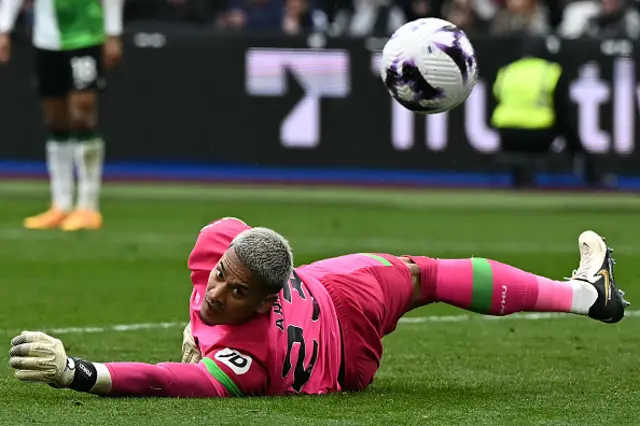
[84,361,232,398]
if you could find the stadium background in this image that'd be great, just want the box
[1,1,640,425]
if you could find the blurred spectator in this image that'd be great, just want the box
[319,0,354,35]
[581,0,640,39]
[10,0,574,37]
[442,0,491,34]
[559,1,600,38]
[491,0,550,35]
[469,0,500,23]
[282,0,327,35]
[394,0,444,23]
[224,0,286,31]
[124,0,222,25]
[222,0,327,34]
[545,0,564,29]
[348,0,405,36]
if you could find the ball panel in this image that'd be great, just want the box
[383,58,446,114]
[431,26,471,84]
[379,18,478,115]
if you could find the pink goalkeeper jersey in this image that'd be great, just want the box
[187,218,343,397]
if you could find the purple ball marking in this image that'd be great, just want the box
[411,19,429,32]
[384,59,445,113]
[433,25,474,84]
[466,57,475,71]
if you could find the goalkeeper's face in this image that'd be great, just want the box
[199,249,277,326]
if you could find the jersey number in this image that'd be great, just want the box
[282,325,319,392]
[281,272,320,393]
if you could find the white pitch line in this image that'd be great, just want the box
[2,229,640,256]
[3,180,640,209]
[0,322,186,337]
[2,310,638,337]
[47,321,185,334]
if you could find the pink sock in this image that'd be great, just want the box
[407,257,595,316]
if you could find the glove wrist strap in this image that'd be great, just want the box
[68,358,98,392]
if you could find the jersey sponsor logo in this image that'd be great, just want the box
[214,348,252,375]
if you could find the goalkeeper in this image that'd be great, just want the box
[9,218,628,397]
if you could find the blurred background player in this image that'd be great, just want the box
[0,0,124,231]
[490,35,597,188]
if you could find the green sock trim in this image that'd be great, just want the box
[49,131,73,142]
[470,258,494,314]
[74,130,101,142]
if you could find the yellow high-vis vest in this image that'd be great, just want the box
[491,57,562,129]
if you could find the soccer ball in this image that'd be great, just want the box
[380,18,478,115]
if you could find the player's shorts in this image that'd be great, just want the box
[34,45,106,98]
[299,253,414,392]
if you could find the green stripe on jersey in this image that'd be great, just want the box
[470,258,494,314]
[359,253,393,266]
[55,0,105,50]
[201,357,244,397]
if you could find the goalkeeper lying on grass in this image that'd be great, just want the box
[9,218,629,397]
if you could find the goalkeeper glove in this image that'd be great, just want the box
[9,331,75,387]
[181,323,201,364]
[9,330,105,393]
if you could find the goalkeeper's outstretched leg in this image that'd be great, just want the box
[403,230,628,323]
[309,230,629,391]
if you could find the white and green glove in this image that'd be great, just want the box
[9,331,75,387]
[9,330,110,394]
[181,323,201,364]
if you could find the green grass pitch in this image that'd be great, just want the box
[0,180,638,425]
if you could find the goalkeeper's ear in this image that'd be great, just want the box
[257,294,278,314]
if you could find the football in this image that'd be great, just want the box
[380,18,479,115]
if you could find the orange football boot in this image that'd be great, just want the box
[23,207,68,230]
[59,209,103,231]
